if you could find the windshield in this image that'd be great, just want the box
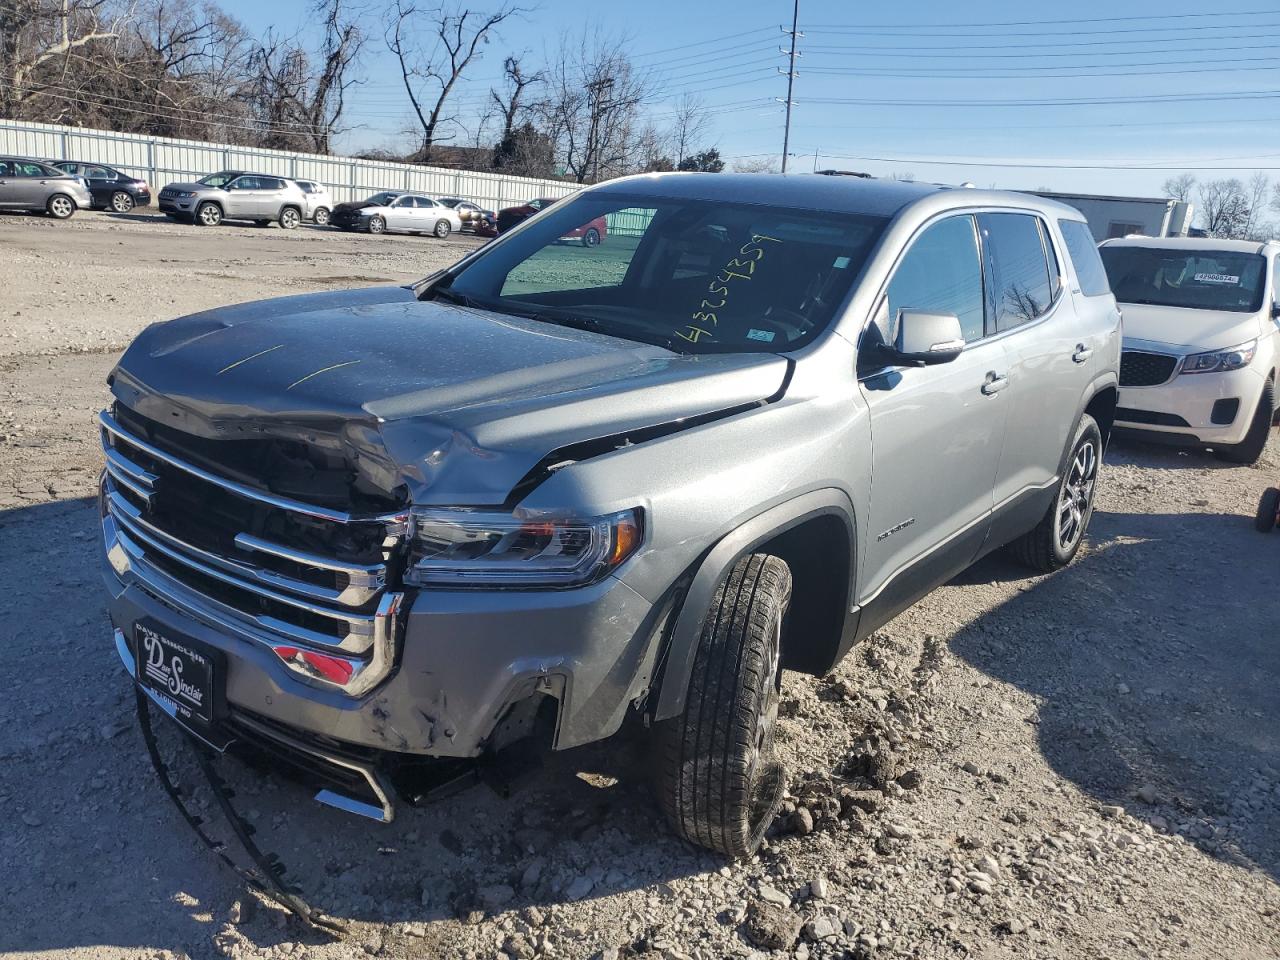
[198,172,236,187]
[1100,245,1267,313]
[434,193,887,354]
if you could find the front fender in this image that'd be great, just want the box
[651,488,857,722]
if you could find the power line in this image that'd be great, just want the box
[807,20,1280,38]
[804,62,1280,81]
[802,36,1280,56]
[806,9,1280,29]
[803,88,1280,108]
[779,150,1280,172]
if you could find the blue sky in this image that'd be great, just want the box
[218,0,1280,197]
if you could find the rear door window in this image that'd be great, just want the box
[980,213,1055,331]
[884,214,987,343]
[1059,219,1111,297]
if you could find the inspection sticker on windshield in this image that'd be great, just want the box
[1194,273,1240,284]
[747,329,776,342]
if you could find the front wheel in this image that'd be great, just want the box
[1009,413,1102,573]
[1216,383,1275,465]
[313,207,330,226]
[110,191,134,213]
[1256,487,1280,532]
[582,227,601,247]
[278,207,300,230]
[652,554,791,857]
[196,201,222,227]
[46,194,75,219]
[367,215,385,235]
[433,218,451,238]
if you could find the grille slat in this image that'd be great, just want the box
[100,409,406,695]
[1120,350,1178,387]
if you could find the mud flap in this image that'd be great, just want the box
[134,689,344,934]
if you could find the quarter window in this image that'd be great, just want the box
[980,213,1055,331]
[884,214,986,343]
[1059,219,1111,297]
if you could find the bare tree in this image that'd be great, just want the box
[386,1,516,163]
[488,53,539,141]
[667,91,707,169]
[249,0,364,153]
[0,0,127,117]
[1197,178,1254,239]
[1162,173,1196,203]
[539,29,649,183]
[731,154,780,173]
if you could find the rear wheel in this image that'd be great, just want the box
[1255,487,1280,532]
[652,554,791,857]
[368,215,385,235]
[1216,383,1275,465]
[433,218,451,238]
[582,227,601,247]
[1009,413,1102,573]
[196,201,222,227]
[109,191,134,213]
[278,207,301,230]
[313,206,330,226]
[46,194,75,219]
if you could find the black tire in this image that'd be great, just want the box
[582,227,601,247]
[368,215,385,235]
[652,554,791,857]
[1215,383,1275,465]
[278,206,301,230]
[109,191,134,213]
[46,194,75,219]
[433,218,451,238]
[313,206,330,226]
[1009,413,1102,573]
[1256,487,1280,532]
[195,201,222,227]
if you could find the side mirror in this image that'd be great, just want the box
[885,311,966,365]
[1271,303,1279,320]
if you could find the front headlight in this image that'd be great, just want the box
[1181,339,1257,375]
[404,508,642,588]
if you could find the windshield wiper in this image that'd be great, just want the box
[523,311,686,353]
[431,286,481,308]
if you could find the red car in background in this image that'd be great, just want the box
[490,196,607,245]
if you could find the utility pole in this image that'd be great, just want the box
[779,0,801,173]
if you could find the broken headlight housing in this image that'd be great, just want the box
[404,508,642,588]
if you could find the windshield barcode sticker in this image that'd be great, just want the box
[747,329,776,342]
[1193,273,1240,284]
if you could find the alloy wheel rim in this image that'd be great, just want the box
[1056,438,1098,551]
[51,197,71,217]
[315,209,329,224]
[113,193,131,212]
[201,205,220,225]
[370,218,383,233]
[283,210,298,228]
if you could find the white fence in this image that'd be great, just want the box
[0,119,579,210]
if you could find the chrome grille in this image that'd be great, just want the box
[1119,350,1179,387]
[99,409,407,696]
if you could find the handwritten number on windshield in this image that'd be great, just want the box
[676,234,782,343]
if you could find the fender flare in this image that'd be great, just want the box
[651,488,857,722]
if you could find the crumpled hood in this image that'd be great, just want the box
[333,200,379,213]
[109,287,789,505]
[1121,302,1263,352]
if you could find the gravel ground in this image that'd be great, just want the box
[1,210,1278,960]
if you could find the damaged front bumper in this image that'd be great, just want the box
[104,520,656,821]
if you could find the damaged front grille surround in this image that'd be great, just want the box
[100,409,408,697]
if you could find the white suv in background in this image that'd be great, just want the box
[1100,236,1280,463]
[295,180,333,225]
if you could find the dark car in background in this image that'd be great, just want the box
[53,161,151,213]
[438,197,495,232]
[495,195,606,245]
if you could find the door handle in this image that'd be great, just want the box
[1072,344,1093,364]
[981,371,1009,395]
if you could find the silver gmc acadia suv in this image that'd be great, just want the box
[100,174,1121,868]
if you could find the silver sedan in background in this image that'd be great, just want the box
[0,156,93,219]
